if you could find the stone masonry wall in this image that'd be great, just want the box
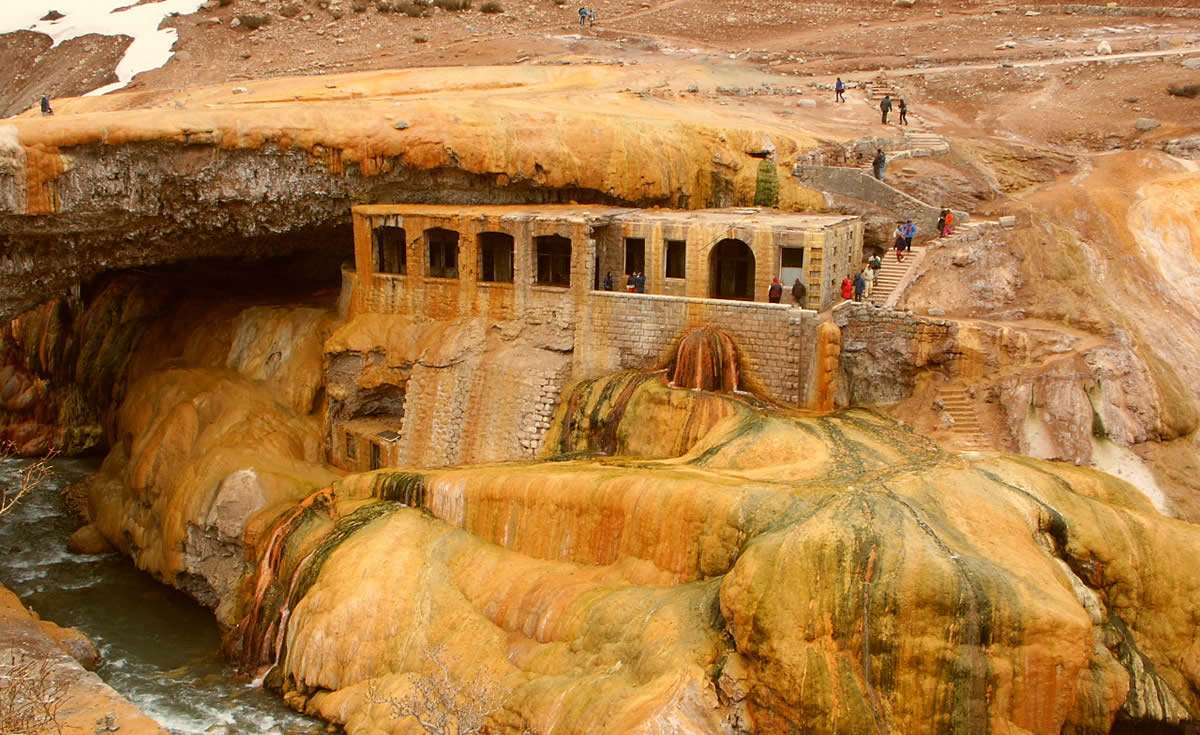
[793,165,968,241]
[576,291,818,405]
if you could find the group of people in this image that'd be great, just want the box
[831,79,910,126]
[768,277,808,306]
[578,6,597,28]
[892,219,917,261]
[841,252,882,304]
[601,271,646,293]
[879,94,909,126]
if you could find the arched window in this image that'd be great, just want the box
[425,228,459,279]
[372,226,406,274]
[535,235,571,286]
[478,232,514,283]
[709,239,756,300]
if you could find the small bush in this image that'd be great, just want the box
[352,0,369,11]
[553,0,565,4]
[480,1,502,12]
[432,0,472,10]
[413,34,429,42]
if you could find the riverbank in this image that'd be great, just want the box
[0,583,166,735]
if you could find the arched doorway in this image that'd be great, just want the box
[709,239,755,300]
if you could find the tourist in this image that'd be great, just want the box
[768,276,783,303]
[872,148,886,181]
[880,94,892,125]
[603,271,614,291]
[902,219,916,251]
[835,77,846,103]
[869,252,882,272]
[626,272,635,292]
[942,209,955,237]
[862,263,876,300]
[841,275,853,301]
[898,97,909,126]
[853,270,866,302]
[634,271,646,293]
[40,95,53,115]
[894,226,907,262]
[579,6,589,28]
[936,209,947,237]
[792,277,807,307]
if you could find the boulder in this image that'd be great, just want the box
[1096,40,1113,55]
[1183,57,1200,70]
[67,524,114,555]
[1167,83,1200,99]
[234,13,270,29]
[1135,117,1161,132]
[37,621,101,670]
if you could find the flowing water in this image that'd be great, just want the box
[0,458,323,735]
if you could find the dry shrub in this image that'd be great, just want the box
[480,1,502,12]
[432,0,472,10]
[0,446,55,518]
[0,655,65,735]
[367,644,501,735]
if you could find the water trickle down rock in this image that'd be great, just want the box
[668,326,743,393]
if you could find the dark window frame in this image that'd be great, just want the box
[665,239,686,279]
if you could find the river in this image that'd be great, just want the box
[0,458,324,735]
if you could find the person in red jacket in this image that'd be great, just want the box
[768,277,783,303]
[841,276,853,301]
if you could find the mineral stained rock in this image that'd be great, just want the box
[81,359,1200,733]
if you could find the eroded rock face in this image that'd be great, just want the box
[0,65,826,321]
[84,367,1200,734]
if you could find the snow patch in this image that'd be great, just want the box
[0,0,206,96]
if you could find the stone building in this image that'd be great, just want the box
[335,204,862,471]
[349,204,861,313]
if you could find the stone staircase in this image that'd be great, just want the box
[901,129,951,156]
[936,386,990,451]
[864,76,900,101]
[868,245,925,308]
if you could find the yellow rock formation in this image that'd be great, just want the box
[3,64,825,216]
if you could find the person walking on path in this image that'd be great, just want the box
[40,95,53,115]
[603,271,614,291]
[880,94,892,125]
[894,225,907,262]
[853,270,867,302]
[872,148,886,181]
[841,276,853,302]
[862,264,875,300]
[634,271,646,293]
[902,219,917,251]
[579,7,595,29]
[835,77,846,103]
[869,252,882,273]
[942,209,956,237]
[768,277,783,304]
[937,209,947,238]
[792,277,807,307]
[898,98,909,126]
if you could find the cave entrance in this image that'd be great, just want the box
[535,235,571,287]
[372,226,407,275]
[709,239,755,301]
[425,228,459,279]
[478,232,514,283]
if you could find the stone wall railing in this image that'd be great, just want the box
[793,165,968,239]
